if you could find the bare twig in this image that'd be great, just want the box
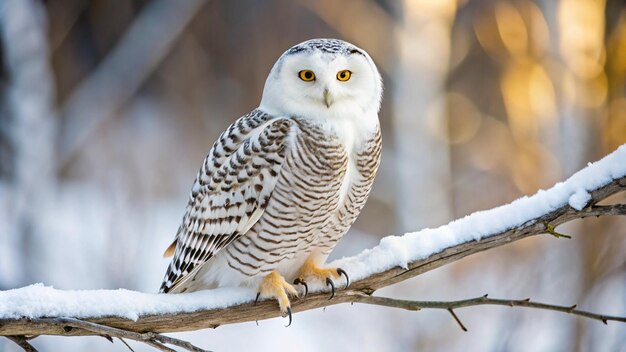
[150,333,209,352]
[350,294,626,330]
[544,222,572,239]
[144,340,176,352]
[447,309,467,332]
[6,335,38,352]
[30,317,210,352]
[578,204,626,218]
[117,337,135,352]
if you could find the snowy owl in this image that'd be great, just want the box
[160,38,382,323]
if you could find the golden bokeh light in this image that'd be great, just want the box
[445,92,483,144]
[607,12,626,92]
[528,63,557,121]
[501,60,540,142]
[558,0,606,79]
[495,2,528,58]
[605,98,626,149]
[525,1,549,57]
[510,142,561,193]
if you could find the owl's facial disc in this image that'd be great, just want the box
[289,53,368,110]
[260,39,382,119]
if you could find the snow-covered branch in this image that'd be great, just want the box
[1,145,626,349]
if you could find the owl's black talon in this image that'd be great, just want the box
[337,268,350,288]
[255,292,260,305]
[293,278,308,297]
[285,307,292,327]
[326,277,336,300]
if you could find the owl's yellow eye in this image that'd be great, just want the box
[298,70,316,81]
[337,70,352,81]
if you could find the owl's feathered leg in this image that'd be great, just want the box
[256,271,299,326]
[293,257,350,299]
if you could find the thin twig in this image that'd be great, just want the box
[144,340,176,352]
[6,335,38,352]
[580,204,626,218]
[98,334,113,343]
[33,317,210,352]
[149,333,209,352]
[447,308,467,332]
[117,337,135,352]
[352,294,626,330]
[544,222,572,239]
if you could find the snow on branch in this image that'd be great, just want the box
[1,144,626,350]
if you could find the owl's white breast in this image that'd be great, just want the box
[261,101,379,214]
[300,106,380,210]
[321,114,375,205]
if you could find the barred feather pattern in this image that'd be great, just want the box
[222,121,382,279]
[160,109,291,293]
[317,126,382,256]
[160,110,382,293]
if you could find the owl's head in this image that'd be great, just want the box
[260,39,382,123]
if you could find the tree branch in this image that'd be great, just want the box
[28,317,209,352]
[1,147,626,349]
[6,336,38,352]
[350,293,626,328]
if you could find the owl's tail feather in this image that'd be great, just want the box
[163,240,176,258]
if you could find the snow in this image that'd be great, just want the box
[331,144,626,282]
[0,283,255,321]
[0,144,625,321]
[568,189,591,210]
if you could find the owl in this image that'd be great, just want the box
[160,39,382,324]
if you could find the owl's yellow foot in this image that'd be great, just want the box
[293,258,350,299]
[255,271,298,326]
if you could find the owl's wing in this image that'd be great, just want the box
[160,110,293,293]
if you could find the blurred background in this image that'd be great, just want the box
[1,0,625,351]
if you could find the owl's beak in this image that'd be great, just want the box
[323,89,333,108]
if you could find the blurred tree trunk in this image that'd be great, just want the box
[550,0,608,350]
[57,0,205,171]
[392,0,457,232]
[0,0,57,286]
